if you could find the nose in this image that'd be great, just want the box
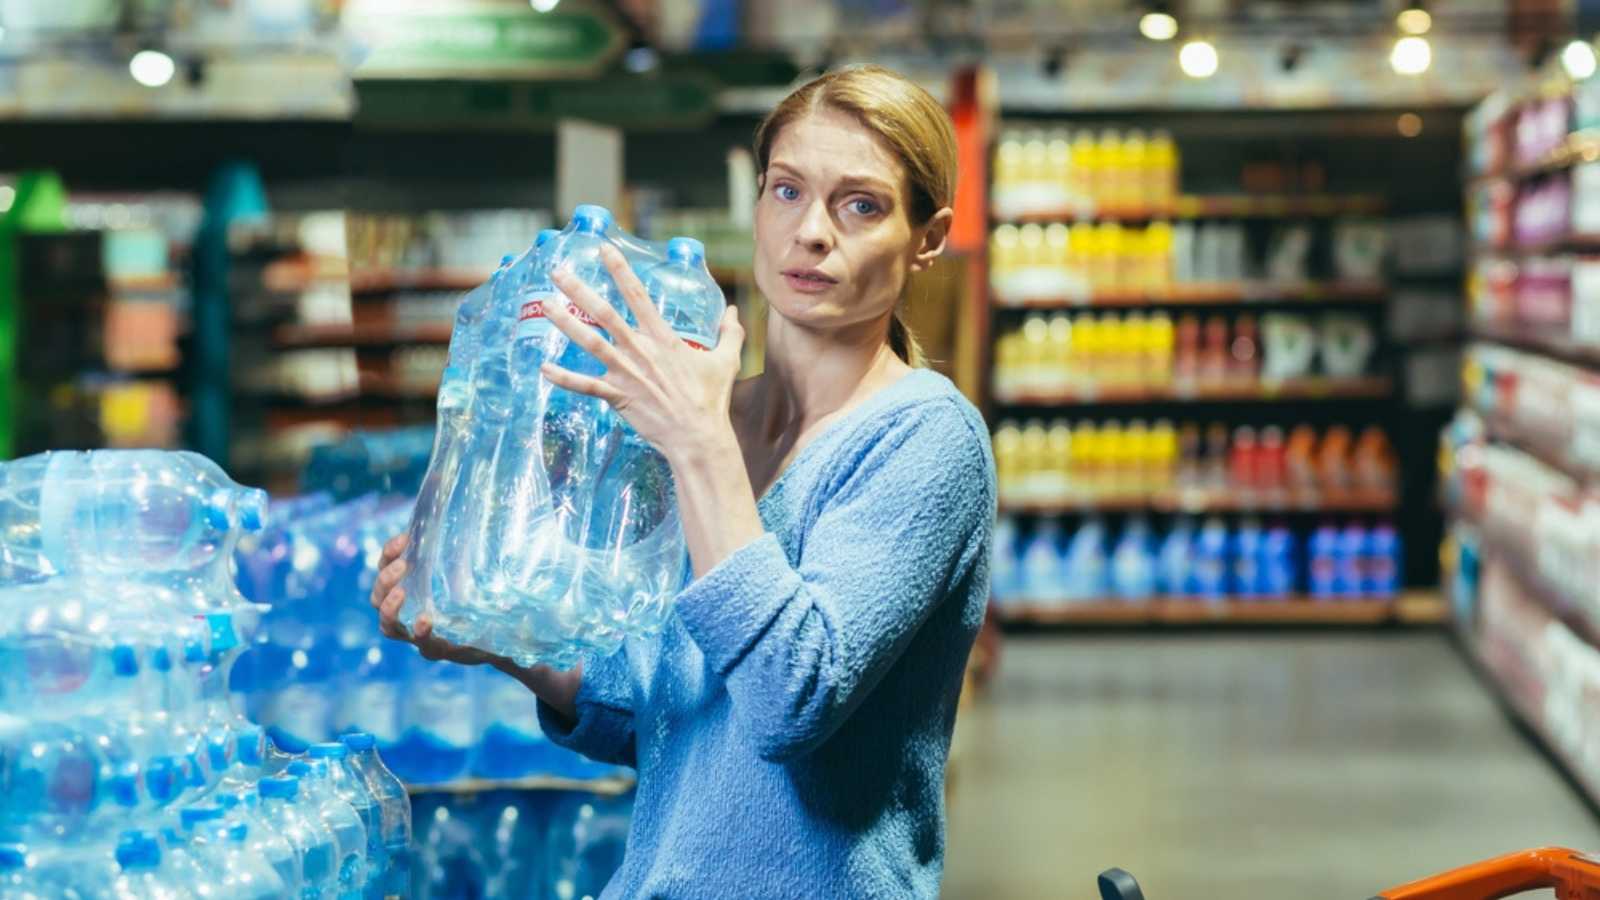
[793,199,833,255]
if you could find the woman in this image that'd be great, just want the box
[372,64,995,898]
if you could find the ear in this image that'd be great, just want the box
[910,207,954,273]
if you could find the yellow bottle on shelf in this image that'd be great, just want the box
[1069,420,1099,496]
[1092,222,1123,298]
[994,132,1023,199]
[993,419,1024,501]
[1145,312,1175,385]
[1021,420,1050,503]
[1047,314,1073,390]
[1121,420,1150,496]
[1071,132,1098,212]
[1048,131,1073,214]
[1020,315,1051,396]
[1045,419,1073,502]
[1070,314,1099,390]
[1148,130,1179,211]
[1144,221,1174,293]
[989,224,1019,293]
[1149,419,1179,490]
[1095,129,1123,213]
[1120,130,1148,213]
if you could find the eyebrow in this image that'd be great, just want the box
[767,161,898,197]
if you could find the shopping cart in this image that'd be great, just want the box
[1097,847,1600,899]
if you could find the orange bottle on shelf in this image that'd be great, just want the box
[1177,422,1202,492]
[1230,426,1259,491]
[1174,314,1201,382]
[1204,422,1231,490]
[1284,424,1319,492]
[1353,426,1398,494]
[1230,315,1260,381]
[1200,315,1230,383]
[1258,425,1287,493]
[1315,425,1354,493]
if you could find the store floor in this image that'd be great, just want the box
[943,632,1600,900]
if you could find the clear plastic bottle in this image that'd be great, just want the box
[399,255,516,633]
[258,775,337,899]
[307,741,384,897]
[217,790,299,897]
[111,831,195,900]
[341,732,412,900]
[211,822,288,900]
[0,450,266,580]
[286,759,369,897]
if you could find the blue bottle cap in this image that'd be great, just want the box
[180,805,223,830]
[206,612,238,655]
[237,488,268,532]
[183,638,207,664]
[667,236,705,265]
[216,791,241,810]
[185,753,206,788]
[0,844,26,870]
[572,204,613,234]
[535,228,561,248]
[203,488,234,532]
[341,732,375,752]
[146,757,179,804]
[258,776,298,800]
[207,733,232,771]
[236,725,264,767]
[150,647,172,673]
[308,742,348,760]
[227,823,249,843]
[111,644,139,677]
[115,832,160,870]
[110,773,140,808]
[500,254,516,267]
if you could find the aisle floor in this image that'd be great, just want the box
[943,633,1600,900]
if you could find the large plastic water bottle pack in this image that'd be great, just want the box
[400,204,727,670]
[233,489,628,787]
[0,449,412,898]
[409,788,632,900]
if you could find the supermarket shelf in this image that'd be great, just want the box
[1453,506,1600,650]
[1470,322,1600,371]
[997,596,1401,626]
[274,322,454,349]
[993,375,1393,406]
[993,193,1386,225]
[1460,629,1600,813]
[1474,408,1600,487]
[1472,233,1600,258]
[108,274,181,294]
[992,280,1387,309]
[1472,132,1600,185]
[1000,486,1397,515]
[1395,590,1451,625]
[407,774,636,797]
[349,268,489,295]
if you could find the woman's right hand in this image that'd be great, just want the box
[370,533,585,720]
[371,533,502,667]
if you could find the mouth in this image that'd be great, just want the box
[781,268,838,291]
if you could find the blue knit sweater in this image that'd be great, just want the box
[537,368,996,899]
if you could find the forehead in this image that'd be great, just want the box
[767,107,906,191]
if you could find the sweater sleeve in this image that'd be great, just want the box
[673,400,995,763]
[536,644,638,768]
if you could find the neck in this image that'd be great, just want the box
[754,313,905,438]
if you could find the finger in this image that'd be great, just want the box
[540,362,626,406]
[545,274,625,367]
[374,558,407,597]
[713,305,745,363]
[551,266,636,345]
[382,533,407,562]
[379,586,408,628]
[601,244,676,342]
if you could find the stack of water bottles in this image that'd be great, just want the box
[303,426,436,501]
[234,484,628,787]
[0,449,412,898]
[991,514,1402,607]
[401,205,727,670]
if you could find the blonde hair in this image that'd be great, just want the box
[754,64,957,368]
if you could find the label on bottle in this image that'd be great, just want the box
[519,290,597,338]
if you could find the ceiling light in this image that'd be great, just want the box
[129,50,176,88]
[1140,12,1178,42]
[1563,40,1597,80]
[530,0,559,11]
[1397,7,1431,36]
[1390,36,1431,76]
[1179,40,1218,78]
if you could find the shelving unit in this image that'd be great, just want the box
[1446,83,1600,809]
[984,116,1442,629]
[408,774,636,797]
[998,595,1424,627]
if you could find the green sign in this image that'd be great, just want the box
[353,3,624,79]
[357,75,719,130]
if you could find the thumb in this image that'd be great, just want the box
[715,305,744,355]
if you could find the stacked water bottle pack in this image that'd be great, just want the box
[0,449,411,898]
[234,488,628,787]
[401,206,727,670]
[990,514,1402,607]
[409,788,632,900]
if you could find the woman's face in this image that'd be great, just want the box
[753,108,946,339]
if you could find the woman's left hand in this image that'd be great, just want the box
[542,243,745,462]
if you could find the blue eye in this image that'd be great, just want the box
[849,198,879,216]
[775,184,800,201]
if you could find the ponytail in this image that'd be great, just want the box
[888,307,925,368]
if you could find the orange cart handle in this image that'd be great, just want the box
[1373,847,1600,900]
